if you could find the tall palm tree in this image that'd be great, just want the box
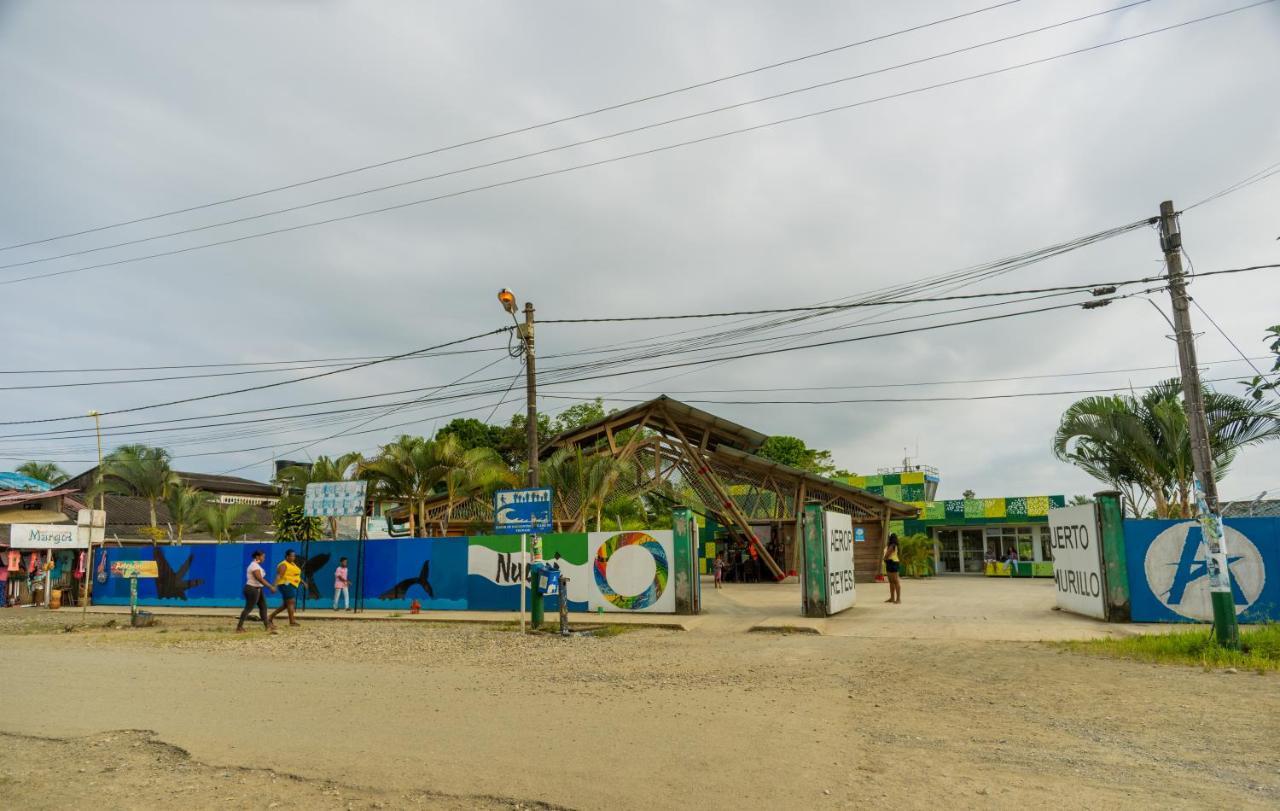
[15,461,68,486]
[95,444,181,529]
[539,448,594,531]
[362,435,447,537]
[200,501,256,542]
[434,434,516,534]
[164,485,209,542]
[1053,379,1280,518]
[275,452,364,539]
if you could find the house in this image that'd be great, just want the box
[61,468,280,507]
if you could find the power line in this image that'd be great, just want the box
[0,0,1152,275]
[0,0,1025,253]
[1184,158,1280,211]
[1191,298,1278,391]
[5,1,1270,289]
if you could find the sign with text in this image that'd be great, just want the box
[111,560,158,579]
[493,488,553,535]
[8,523,86,549]
[824,510,856,614]
[304,481,367,517]
[1048,504,1106,619]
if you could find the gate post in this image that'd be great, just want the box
[671,506,700,615]
[801,502,827,617]
[1095,490,1130,621]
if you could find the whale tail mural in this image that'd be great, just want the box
[153,550,203,600]
[300,552,331,599]
[380,560,433,600]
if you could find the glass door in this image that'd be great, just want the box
[936,529,961,573]
[960,529,986,573]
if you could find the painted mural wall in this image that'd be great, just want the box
[1124,517,1279,623]
[94,530,676,614]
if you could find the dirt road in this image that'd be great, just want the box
[0,613,1275,809]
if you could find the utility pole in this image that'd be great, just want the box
[523,301,539,487]
[1158,200,1239,648]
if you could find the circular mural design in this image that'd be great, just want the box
[593,532,669,610]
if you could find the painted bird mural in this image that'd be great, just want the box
[153,550,203,600]
[298,553,331,600]
[379,560,433,601]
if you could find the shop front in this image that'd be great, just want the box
[886,495,1066,577]
[3,523,89,608]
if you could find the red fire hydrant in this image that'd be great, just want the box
[410,598,421,614]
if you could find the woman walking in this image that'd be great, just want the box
[269,549,305,627]
[236,550,277,633]
[333,556,351,611]
[883,533,902,604]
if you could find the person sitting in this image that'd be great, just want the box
[1005,549,1020,576]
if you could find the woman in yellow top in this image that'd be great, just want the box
[883,533,901,605]
[269,549,305,627]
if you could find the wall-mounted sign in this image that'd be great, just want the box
[1048,505,1106,619]
[8,523,85,549]
[493,488,554,535]
[824,511,856,614]
[304,481,367,517]
[111,560,158,578]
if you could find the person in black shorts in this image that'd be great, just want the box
[883,533,901,604]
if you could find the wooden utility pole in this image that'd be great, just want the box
[1159,200,1239,648]
[522,301,539,487]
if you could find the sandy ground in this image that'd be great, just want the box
[0,608,1276,810]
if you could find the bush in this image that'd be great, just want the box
[899,532,935,577]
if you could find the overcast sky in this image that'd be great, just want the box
[1,0,1277,502]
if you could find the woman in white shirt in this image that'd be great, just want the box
[236,549,278,633]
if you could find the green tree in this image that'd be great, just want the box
[1242,324,1280,403]
[201,502,256,541]
[756,435,839,475]
[437,418,506,452]
[1053,379,1280,518]
[164,485,209,542]
[1069,494,1093,506]
[15,461,68,486]
[95,444,181,529]
[362,435,461,536]
[436,435,517,534]
[272,502,322,541]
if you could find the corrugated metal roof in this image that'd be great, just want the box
[0,487,78,507]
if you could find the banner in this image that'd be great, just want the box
[8,523,85,549]
[824,511,855,614]
[1047,505,1106,619]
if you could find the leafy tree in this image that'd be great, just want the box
[164,485,209,541]
[272,502,321,541]
[201,502,256,541]
[1053,379,1280,518]
[552,399,608,435]
[14,461,68,486]
[1242,324,1280,403]
[437,418,506,452]
[435,435,517,534]
[756,435,839,475]
[95,444,181,529]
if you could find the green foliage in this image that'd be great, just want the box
[1242,324,1280,403]
[274,452,364,539]
[14,461,68,486]
[164,485,209,542]
[272,502,321,541]
[201,502,256,542]
[1053,379,1280,518]
[756,435,839,475]
[437,418,506,452]
[898,532,935,577]
[1069,494,1093,506]
[95,444,181,528]
[1058,625,1280,672]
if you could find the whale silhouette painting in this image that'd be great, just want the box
[153,550,203,600]
[379,560,433,601]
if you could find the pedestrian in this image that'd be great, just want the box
[236,550,276,633]
[333,556,351,611]
[712,553,725,589]
[1005,548,1019,576]
[883,533,901,604]
[269,549,305,627]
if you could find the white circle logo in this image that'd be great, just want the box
[1143,522,1265,621]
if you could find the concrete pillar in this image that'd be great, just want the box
[1095,490,1130,622]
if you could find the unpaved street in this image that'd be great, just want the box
[0,612,1276,809]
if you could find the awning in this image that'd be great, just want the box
[0,509,72,524]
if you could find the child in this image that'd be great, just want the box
[333,556,351,611]
[712,553,725,589]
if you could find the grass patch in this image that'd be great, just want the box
[585,624,637,638]
[1058,625,1280,672]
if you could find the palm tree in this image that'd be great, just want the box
[362,435,447,537]
[1053,380,1280,518]
[585,454,634,531]
[434,435,516,534]
[539,448,594,531]
[164,485,209,542]
[275,452,364,539]
[201,502,256,541]
[15,461,68,486]
[95,444,181,529]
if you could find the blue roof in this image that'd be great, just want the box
[0,472,53,492]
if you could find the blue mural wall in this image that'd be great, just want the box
[1124,517,1280,623]
[94,531,677,613]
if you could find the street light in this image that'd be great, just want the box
[497,289,538,487]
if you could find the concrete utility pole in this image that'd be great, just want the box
[523,301,539,487]
[1158,200,1239,648]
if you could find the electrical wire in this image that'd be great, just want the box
[0,0,1153,275]
[5,1,1271,289]
[0,0,1025,252]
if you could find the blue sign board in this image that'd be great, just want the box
[493,488,554,535]
[1124,517,1279,623]
[854,527,865,543]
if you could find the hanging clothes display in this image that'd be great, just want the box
[7,548,20,572]
[75,551,86,580]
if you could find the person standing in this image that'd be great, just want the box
[712,553,725,589]
[883,533,901,604]
[332,556,351,611]
[270,549,305,627]
[236,550,276,633]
